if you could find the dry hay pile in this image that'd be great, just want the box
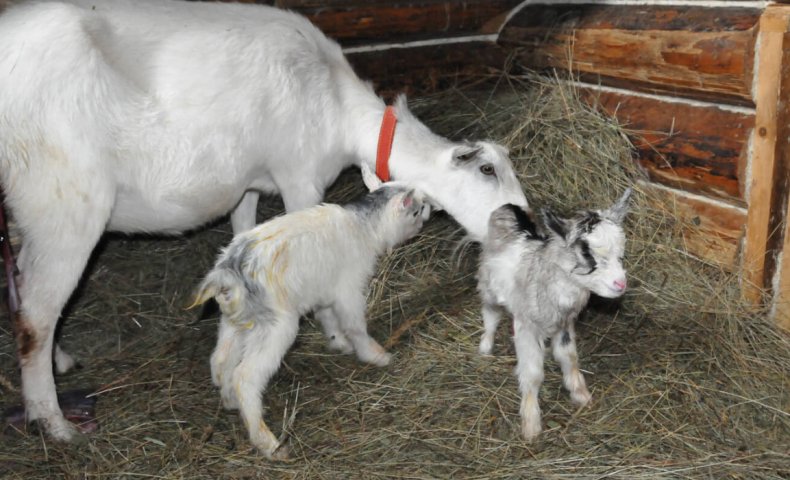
[0,75,788,479]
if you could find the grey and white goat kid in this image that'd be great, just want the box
[192,178,428,459]
[477,189,631,441]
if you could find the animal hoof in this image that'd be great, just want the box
[520,418,542,442]
[259,441,289,461]
[365,351,391,367]
[4,389,98,439]
[571,389,592,407]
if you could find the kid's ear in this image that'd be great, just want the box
[541,208,568,241]
[401,189,415,209]
[605,188,632,224]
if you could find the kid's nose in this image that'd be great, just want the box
[613,279,626,291]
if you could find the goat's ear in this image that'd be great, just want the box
[542,208,568,241]
[401,189,416,209]
[453,144,483,163]
[604,188,632,224]
[361,163,383,192]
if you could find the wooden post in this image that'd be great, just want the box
[764,8,790,331]
[742,7,790,304]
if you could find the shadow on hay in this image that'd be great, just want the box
[0,74,788,479]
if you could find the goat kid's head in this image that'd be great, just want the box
[388,96,527,242]
[542,189,632,299]
[361,164,428,248]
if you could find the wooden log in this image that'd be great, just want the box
[347,41,509,97]
[294,0,520,46]
[742,7,790,304]
[197,1,520,46]
[646,184,746,269]
[500,4,761,106]
[579,87,753,206]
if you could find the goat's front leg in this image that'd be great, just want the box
[232,311,299,459]
[332,292,391,367]
[513,318,545,442]
[14,181,112,441]
[552,325,592,407]
[315,307,353,354]
[231,191,260,234]
[479,299,503,356]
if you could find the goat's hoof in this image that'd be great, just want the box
[520,419,542,442]
[365,351,392,367]
[261,442,290,461]
[571,389,592,407]
[42,417,87,443]
[478,333,496,356]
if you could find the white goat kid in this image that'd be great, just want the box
[193,178,427,459]
[477,189,631,441]
[0,0,526,441]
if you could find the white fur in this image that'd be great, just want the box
[477,190,631,441]
[194,184,426,458]
[0,0,526,442]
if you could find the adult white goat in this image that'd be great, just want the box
[0,0,527,442]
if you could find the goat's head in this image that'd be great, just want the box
[542,189,632,298]
[358,168,429,249]
[388,96,527,242]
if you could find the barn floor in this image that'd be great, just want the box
[1,77,788,479]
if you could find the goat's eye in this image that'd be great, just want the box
[480,164,496,176]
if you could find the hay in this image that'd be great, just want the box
[1,74,788,479]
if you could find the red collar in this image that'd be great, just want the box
[376,106,397,182]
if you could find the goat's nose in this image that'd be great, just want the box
[613,279,626,291]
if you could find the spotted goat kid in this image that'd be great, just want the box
[477,189,631,441]
[192,177,428,459]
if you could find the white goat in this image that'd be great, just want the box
[477,190,631,441]
[0,0,527,441]
[193,174,427,459]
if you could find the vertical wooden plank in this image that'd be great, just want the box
[767,29,790,331]
[742,7,790,303]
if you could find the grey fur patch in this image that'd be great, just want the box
[216,238,263,297]
[346,185,409,218]
[561,330,571,346]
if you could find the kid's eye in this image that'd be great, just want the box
[480,164,495,176]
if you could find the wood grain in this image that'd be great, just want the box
[500,5,761,105]
[646,185,746,269]
[296,1,519,46]
[580,88,753,205]
[195,1,520,46]
[742,7,790,303]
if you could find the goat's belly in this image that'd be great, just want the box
[107,187,243,234]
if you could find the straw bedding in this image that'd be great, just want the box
[0,74,788,479]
